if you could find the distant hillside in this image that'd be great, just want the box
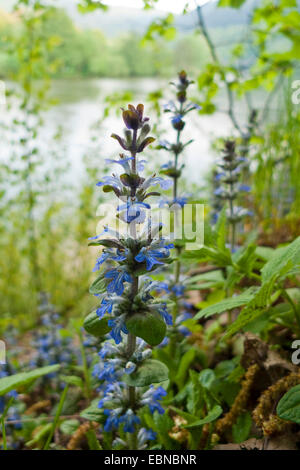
[1,0,299,36]
[0,0,260,36]
[52,0,260,35]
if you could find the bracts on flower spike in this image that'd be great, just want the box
[85,104,173,449]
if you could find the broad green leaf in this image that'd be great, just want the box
[224,281,277,339]
[123,359,169,387]
[277,385,300,424]
[184,405,223,429]
[83,311,110,337]
[255,246,275,262]
[195,288,257,320]
[261,237,300,284]
[89,273,107,295]
[0,365,60,396]
[126,312,166,346]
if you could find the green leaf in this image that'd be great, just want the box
[223,281,276,339]
[277,385,300,424]
[174,348,197,388]
[185,270,224,290]
[123,359,169,387]
[60,375,83,388]
[83,311,110,337]
[232,412,252,443]
[215,207,227,251]
[235,244,257,274]
[80,400,103,423]
[0,365,60,396]
[218,0,247,7]
[60,419,80,435]
[195,288,257,320]
[261,237,300,284]
[86,429,103,450]
[184,405,223,429]
[126,312,166,346]
[255,246,275,262]
[44,385,69,450]
[89,274,107,295]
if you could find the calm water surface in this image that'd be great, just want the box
[43,78,233,185]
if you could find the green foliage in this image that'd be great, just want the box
[0,365,60,396]
[126,312,166,346]
[184,405,223,429]
[225,237,300,338]
[277,385,300,425]
[195,288,257,320]
[80,400,104,423]
[232,412,252,443]
[83,311,110,337]
[44,385,69,449]
[123,359,169,387]
[60,419,80,435]
[218,0,247,7]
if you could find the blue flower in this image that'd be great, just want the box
[163,100,176,112]
[108,316,128,344]
[157,304,173,326]
[171,284,185,297]
[93,361,118,382]
[239,184,251,192]
[121,409,141,433]
[117,201,151,224]
[105,269,132,295]
[155,281,170,293]
[96,297,114,319]
[138,428,157,446]
[135,248,164,271]
[141,176,173,191]
[173,196,188,208]
[103,408,124,432]
[214,187,225,197]
[158,140,171,150]
[105,156,134,173]
[96,175,122,191]
[99,341,118,359]
[141,385,167,415]
[172,114,183,124]
[93,252,111,272]
[135,244,173,271]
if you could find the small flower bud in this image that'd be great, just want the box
[142,349,152,360]
[125,361,137,374]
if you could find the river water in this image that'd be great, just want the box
[42,78,234,186]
